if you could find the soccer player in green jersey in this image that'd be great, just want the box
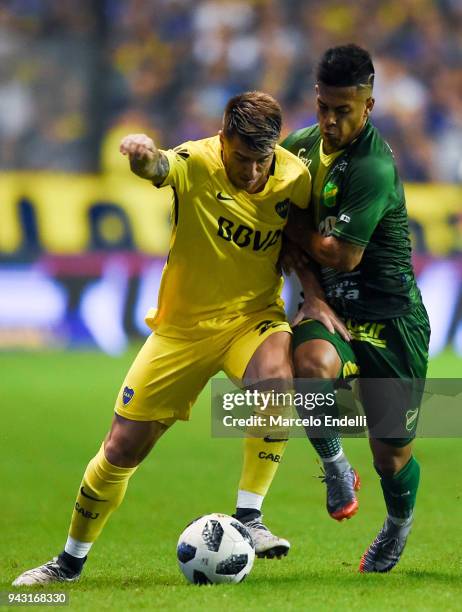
[283,44,430,573]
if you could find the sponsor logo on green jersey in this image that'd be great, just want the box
[322,181,338,208]
[346,320,387,347]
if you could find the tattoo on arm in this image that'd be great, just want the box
[152,151,170,184]
[129,149,170,183]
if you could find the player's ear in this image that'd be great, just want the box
[218,129,224,146]
[365,97,375,115]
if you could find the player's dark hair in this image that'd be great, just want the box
[317,44,375,89]
[222,91,282,154]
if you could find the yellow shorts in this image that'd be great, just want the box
[115,305,290,423]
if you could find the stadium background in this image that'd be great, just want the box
[1,2,462,609]
[0,0,461,357]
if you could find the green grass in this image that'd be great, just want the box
[1,349,461,611]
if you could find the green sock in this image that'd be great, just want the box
[299,379,341,460]
[376,456,420,520]
[309,435,342,460]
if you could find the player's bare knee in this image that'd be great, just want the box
[372,442,412,476]
[255,358,293,383]
[294,343,339,379]
[245,350,293,382]
[374,457,400,476]
[104,437,144,467]
[262,353,293,381]
[104,417,166,467]
[244,331,293,382]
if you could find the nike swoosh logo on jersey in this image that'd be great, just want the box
[80,486,108,502]
[217,192,234,201]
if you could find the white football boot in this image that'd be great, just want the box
[12,557,81,586]
[241,515,290,559]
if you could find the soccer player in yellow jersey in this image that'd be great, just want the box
[13,91,348,586]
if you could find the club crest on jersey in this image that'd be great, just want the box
[405,408,419,432]
[322,182,338,208]
[275,198,290,219]
[123,386,135,405]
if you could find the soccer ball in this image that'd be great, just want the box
[177,513,255,584]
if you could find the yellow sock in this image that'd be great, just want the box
[69,444,138,544]
[238,436,288,497]
[238,388,292,499]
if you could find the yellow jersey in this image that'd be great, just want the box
[146,135,310,338]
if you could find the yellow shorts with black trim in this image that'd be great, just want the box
[115,305,290,423]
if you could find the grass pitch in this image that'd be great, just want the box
[1,348,461,611]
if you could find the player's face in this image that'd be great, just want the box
[220,132,275,194]
[316,83,374,154]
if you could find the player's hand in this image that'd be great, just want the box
[120,133,157,178]
[291,296,351,342]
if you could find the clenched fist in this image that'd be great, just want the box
[120,133,156,160]
[120,133,160,179]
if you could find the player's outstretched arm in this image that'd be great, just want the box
[119,133,169,184]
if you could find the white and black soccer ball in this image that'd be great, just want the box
[177,513,255,584]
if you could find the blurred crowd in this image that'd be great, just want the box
[1,0,462,182]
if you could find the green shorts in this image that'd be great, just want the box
[292,319,358,379]
[292,303,431,446]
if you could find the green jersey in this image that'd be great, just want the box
[282,121,423,319]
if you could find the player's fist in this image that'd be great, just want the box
[119,133,156,160]
[120,133,160,179]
